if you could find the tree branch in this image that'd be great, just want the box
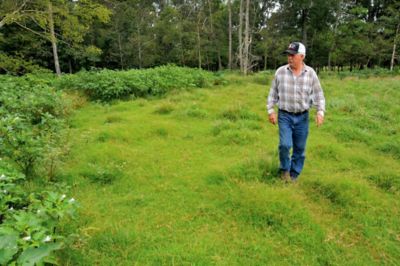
[0,0,29,29]
[15,21,51,41]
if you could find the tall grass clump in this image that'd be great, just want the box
[55,65,225,102]
[220,105,262,122]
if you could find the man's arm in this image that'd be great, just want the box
[311,71,325,126]
[267,75,279,125]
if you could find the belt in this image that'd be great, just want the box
[279,109,308,116]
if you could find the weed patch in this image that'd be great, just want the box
[97,132,112,143]
[312,144,341,161]
[365,174,400,194]
[217,129,256,145]
[220,105,261,122]
[154,128,168,138]
[334,125,372,145]
[204,171,228,186]
[154,103,174,115]
[211,120,235,136]
[375,141,400,159]
[183,105,208,119]
[228,156,279,184]
[104,115,124,124]
[81,161,125,185]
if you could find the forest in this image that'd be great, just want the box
[1,0,399,75]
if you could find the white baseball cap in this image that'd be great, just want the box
[284,42,306,55]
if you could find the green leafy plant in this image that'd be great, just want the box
[0,77,67,179]
[0,161,76,265]
[55,65,226,102]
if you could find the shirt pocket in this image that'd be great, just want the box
[298,80,311,96]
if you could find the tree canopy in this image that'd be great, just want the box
[1,0,399,74]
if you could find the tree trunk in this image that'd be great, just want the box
[137,26,142,69]
[243,0,250,75]
[218,51,222,70]
[180,34,185,65]
[239,0,244,73]
[118,33,124,69]
[390,23,399,71]
[207,0,221,70]
[301,9,309,46]
[228,0,232,70]
[328,52,332,70]
[197,19,202,69]
[48,1,61,76]
[68,58,72,74]
[264,54,267,70]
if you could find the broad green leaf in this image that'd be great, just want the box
[0,229,19,265]
[17,242,62,266]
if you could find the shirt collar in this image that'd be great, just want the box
[286,63,308,73]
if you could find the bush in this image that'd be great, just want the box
[55,65,225,102]
[0,161,76,265]
[0,76,67,179]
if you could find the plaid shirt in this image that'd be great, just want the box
[267,64,325,116]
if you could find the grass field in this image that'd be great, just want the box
[58,73,400,265]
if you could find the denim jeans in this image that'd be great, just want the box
[278,110,309,179]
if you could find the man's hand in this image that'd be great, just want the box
[316,114,324,127]
[268,113,277,125]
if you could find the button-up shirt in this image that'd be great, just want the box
[267,64,325,116]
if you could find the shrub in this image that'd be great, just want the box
[55,65,225,102]
[0,161,76,265]
[0,77,67,179]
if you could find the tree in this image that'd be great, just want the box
[0,0,30,29]
[0,0,110,75]
[380,1,400,70]
[228,0,232,69]
[243,0,250,75]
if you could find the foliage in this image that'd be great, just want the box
[0,0,111,74]
[55,65,225,102]
[0,75,67,178]
[2,0,398,72]
[0,160,76,265]
[0,54,51,76]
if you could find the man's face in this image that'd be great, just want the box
[288,53,304,68]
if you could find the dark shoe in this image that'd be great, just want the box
[280,171,290,182]
[290,174,299,184]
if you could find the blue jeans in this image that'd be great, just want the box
[278,110,309,179]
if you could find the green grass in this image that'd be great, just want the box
[58,73,400,265]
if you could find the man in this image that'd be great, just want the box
[267,41,325,182]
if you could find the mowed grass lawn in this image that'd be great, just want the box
[59,74,400,265]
